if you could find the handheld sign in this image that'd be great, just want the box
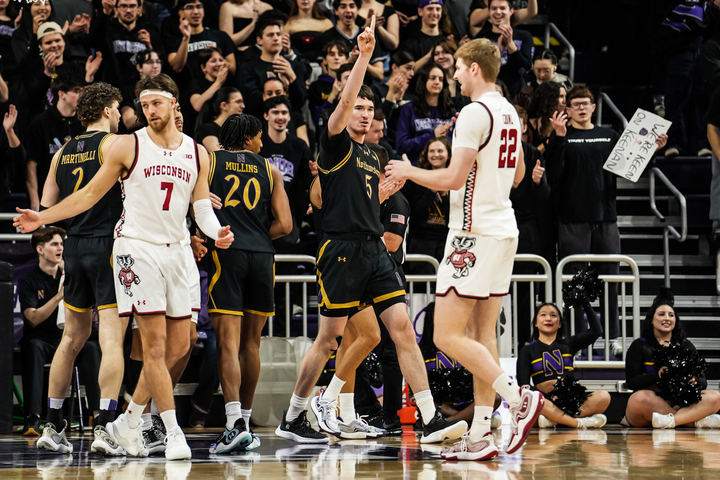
[603,109,671,183]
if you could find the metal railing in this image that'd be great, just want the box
[271,255,317,338]
[405,253,440,315]
[649,167,687,287]
[543,23,575,82]
[596,92,629,130]
[508,254,553,356]
[0,213,28,242]
[556,254,640,366]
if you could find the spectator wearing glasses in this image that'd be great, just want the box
[546,86,667,345]
[515,49,572,111]
[120,49,163,132]
[91,0,164,94]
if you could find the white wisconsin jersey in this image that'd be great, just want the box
[449,91,520,238]
[115,127,199,244]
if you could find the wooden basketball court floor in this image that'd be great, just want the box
[3,426,720,479]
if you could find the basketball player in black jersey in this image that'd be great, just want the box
[275,16,466,444]
[35,83,129,456]
[206,114,292,453]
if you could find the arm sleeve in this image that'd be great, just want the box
[625,340,660,391]
[566,302,604,353]
[516,345,533,387]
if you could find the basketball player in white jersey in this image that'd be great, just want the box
[14,74,234,461]
[385,39,544,460]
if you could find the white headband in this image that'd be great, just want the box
[139,89,174,99]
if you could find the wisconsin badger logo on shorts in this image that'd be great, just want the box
[116,254,141,297]
[446,236,477,279]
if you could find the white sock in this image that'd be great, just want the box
[323,375,346,402]
[126,400,146,429]
[160,409,179,432]
[414,390,436,424]
[470,406,493,442]
[241,409,252,432]
[49,398,64,410]
[491,374,521,407]
[225,401,242,430]
[287,394,309,421]
[150,400,159,416]
[141,413,153,431]
[338,393,356,421]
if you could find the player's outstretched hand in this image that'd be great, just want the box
[209,192,222,209]
[215,225,234,249]
[13,208,42,234]
[385,153,413,182]
[357,15,376,55]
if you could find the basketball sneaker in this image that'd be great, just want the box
[440,432,499,461]
[111,413,148,457]
[142,415,166,455]
[91,424,125,456]
[506,386,544,454]
[275,410,329,444]
[420,409,468,444]
[209,419,253,454]
[165,426,192,460]
[311,394,341,435]
[37,420,73,454]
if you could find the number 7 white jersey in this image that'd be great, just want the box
[449,91,520,238]
[114,127,199,245]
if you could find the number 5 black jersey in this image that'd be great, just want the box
[209,150,275,253]
[54,131,122,237]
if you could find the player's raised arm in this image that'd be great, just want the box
[192,143,234,247]
[268,164,293,239]
[327,15,376,138]
[14,135,131,233]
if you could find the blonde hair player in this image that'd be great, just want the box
[14,74,234,461]
[385,38,544,461]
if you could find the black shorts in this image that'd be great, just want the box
[349,262,407,319]
[317,237,406,318]
[63,236,117,312]
[208,249,275,316]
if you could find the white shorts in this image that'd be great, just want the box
[114,237,193,319]
[436,230,518,299]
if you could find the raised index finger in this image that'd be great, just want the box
[370,14,376,32]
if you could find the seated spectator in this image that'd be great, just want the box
[285,0,334,63]
[165,0,236,79]
[120,49,163,132]
[474,0,533,97]
[262,77,310,146]
[526,81,566,152]
[195,86,244,151]
[189,47,232,112]
[22,22,102,119]
[18,227,101,436]
[396,63,455,164]
[398,0,444,71]
[515,49,572,110]
[624,296,720,428]
[25,75,84,212]
[517,301,609,429]
[241,18,308,117]
[315,0,387,80]
[309,41,350,127]
[402,136,450,270]
[432,37,469,110]
[219,0,273,52]
[90,0,163,95]
[357,0,399,52]
[468,0,537,38]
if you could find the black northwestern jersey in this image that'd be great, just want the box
[318,128,384,238]
[55,131,123,238]
[209,150,275,253]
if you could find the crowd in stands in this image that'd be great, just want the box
[7,0,720,432]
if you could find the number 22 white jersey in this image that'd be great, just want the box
[114,127,198,245]
[449,91,520,238]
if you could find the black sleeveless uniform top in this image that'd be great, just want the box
[55,131,123,237]
[209,149,275,253]
[317,128,384,238]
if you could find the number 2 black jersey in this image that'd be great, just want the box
[209,150,275,253]
[317,128,384,238]
[54,131,122,237]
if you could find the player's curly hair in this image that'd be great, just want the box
[76,82,123,127]
[219,114,262,151]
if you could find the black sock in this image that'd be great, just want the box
[47,408,63,428]
[96,409,115,428]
